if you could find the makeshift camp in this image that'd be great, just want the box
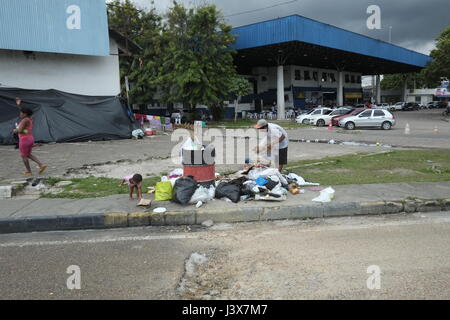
[0,88,136,145]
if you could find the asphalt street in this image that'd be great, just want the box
[1,211,449,300]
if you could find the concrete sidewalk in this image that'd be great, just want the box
[0,182,449,234]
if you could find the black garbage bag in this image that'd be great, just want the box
[215,182,241,203]
[172,176,198,205]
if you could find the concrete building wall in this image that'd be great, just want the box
[0,38,120,96]
[251,65,362,92]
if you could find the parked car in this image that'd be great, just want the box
[296,108,332,124]
[390,102,405,111]
[373,103,390,110]
[427,101,438,109]
[339,109,396,130]
[437,101,447,109]
[331,107,366,126]
[309,107,352,126]
[402,102,420,111]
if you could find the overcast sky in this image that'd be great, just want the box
[131,0,450,55]
[128,0,449,86]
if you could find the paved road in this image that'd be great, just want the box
[1,211,449,299]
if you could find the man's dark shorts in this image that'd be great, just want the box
[278,147,288,165]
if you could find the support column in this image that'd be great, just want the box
[337,71,344,106]
[277,65,285,120]
[403,80,408,102]
[376,75,381,104]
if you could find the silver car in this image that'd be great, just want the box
[339,109,396,130]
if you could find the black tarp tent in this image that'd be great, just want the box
[0,88,137,145]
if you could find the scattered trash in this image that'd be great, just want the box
[137,199,152,207]
[255,177,269,186]
[189,185,215,204]
[153,207,167,213]
[286,173,320,186]
[131,129,145,139]
[312,187,335,203]
[255,194,287,201]
[215,182,241,203]
[196,201,203,208]
[172,177,198,205]
[155,180,173,201]
[169,168,183,178]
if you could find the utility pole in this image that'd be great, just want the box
[389,26,392,43]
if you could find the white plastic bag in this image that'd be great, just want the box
[287,173,320,186]
[312,187,335,203]
[189,186,216,204]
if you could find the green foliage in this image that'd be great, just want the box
[229,77,252,100]
[42,176,161,199]
[381,72,431,90]
[286,149,450,186]
[156,2,239,109]
[107,0,162,103]
[424,26,450,86]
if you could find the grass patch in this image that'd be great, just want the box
[285,149,450,186]
[209,119,308,129]
[42,176,161,199]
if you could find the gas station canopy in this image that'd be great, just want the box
[232,15,431,75]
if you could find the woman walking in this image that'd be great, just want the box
[13,107,47,177]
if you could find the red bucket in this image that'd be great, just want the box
[183,164,215,183]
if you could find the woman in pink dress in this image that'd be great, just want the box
[13,107,47,177]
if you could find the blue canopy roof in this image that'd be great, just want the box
[232,15,431,74]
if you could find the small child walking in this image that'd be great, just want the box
[120,174,143,200]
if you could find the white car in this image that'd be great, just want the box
[309,107,352,126]
[296,108,333,125]
[374,103,390,110]
[390,102,405,111]
[339,109,396,130]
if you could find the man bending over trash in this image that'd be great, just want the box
[254,119,289,172]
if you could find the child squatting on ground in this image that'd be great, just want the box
[120,174,143,200]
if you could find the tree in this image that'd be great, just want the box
[381,72,430,90]
[424,26,450,86]
[157,2,239,116]
[229,77,252,122]
[107,0,162,103]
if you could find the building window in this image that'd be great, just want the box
[329,73,336,82]
[345,74,350,83]
[415,96,421,103]
[357,76,361,84]
[313,71,318,81]
[295,69,302,80]
[321,73,328,82]
[351,75,356,83]
[304,70,311,80]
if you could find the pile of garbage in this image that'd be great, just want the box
[152,163,335,208]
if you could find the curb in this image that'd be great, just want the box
[0,198,449,234]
